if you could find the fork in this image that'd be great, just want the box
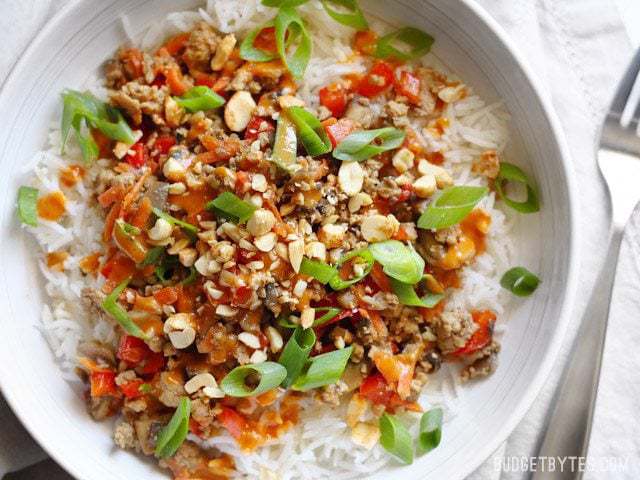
[532,48,640,479]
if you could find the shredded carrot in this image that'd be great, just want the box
[165,65,189,95]
[98,184,125,208]
[121,169,150,215]
[370,263,392,292]
[130,196,152,229]
[103,201,122,243]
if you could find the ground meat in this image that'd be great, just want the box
[161,441,217,478]
[110,82,167,125]
[385,100,410,127]
[77,340,115,365]
[134,416,166,455]
[460,341,500,381]
[183,22,220,72]
[416,229,446,265]
[345,97,377,128]
[158,372,186,407]
[104,58,127,89]
[88,395,122,421]
[434,309,477,354]
[114,421,138,450]
[472,150,500,179]
[434,225,463,246]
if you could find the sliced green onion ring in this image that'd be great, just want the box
[220,362,287,397]
[180,266,198,286]
[155,254,179,284]
[375,27,434,61]
[328,249,374,290]
[300,257,338,285]
[333,127,406,162]
[390,278,443,308]
[285,107,332,156]
[271,112,300,173]
[174,86,225,113]
[321,0,368,31]
[417,407,443,455]
[155,397,191,458]
[277,312,299,329]
[262,0,309,6]
[312,307,342,327]
[417,186,488,230]
[369,241,424,285]
[141,246,165,266]
[500,266,540,297]
[205,191,257,224]
[275,7,313,80]
[152,207,198,236]
[379,413,414,464]
[101,278,148,339]
[495,162,540,213]
[17,186,39,227]
[292,346,353,391]
[278,327,316,387]
[61,90,136,162]
[240,20,279,62]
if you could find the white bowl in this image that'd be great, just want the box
[0,0,578,479]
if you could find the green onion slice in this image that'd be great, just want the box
[139,383,152,394]
[417,186,488,230]
[390,278,443,308]
[275,7,312,80]
[277,307,342,329]
[417,408,443,455]
[379,413,414,464]
[285,107,332,156]
[101,278,148,339]
[240,20,279,62]
[312,307,342,326]
[375,27,434,61]
[152,207,198,236]
[118,220,141,236]
[180,266,198,286]
[61,90,136,162]
[262,0,309,6]
[321,0,368,31]
[500,266,540,297]
[141,246,165,266]
[369,241,424,285]
[271,112,299,173]
[205,191,257,224]
[278,327,316,387]
[154,397,191,458]
[155,254,179,284]
[495,162,540,213]
[220,362,287,397]
[300,257,338,284]
[292,346,353,391]
[333,127,406,162]
[328,249,374,290]
[17,186,39,227]
[174,86,225,113]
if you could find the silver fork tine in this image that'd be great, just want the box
[608,48,640,120]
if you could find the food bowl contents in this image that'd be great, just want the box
[17,0,541,478]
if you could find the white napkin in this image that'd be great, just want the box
[0,1,638,479]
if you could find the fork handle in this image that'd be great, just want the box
[532,226,624,479]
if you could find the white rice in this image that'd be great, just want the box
[22,1,513,478]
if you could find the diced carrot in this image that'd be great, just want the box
[120,379,145,399]
[98,184,125,208]
[218,407,248,439]
[120,48,145,79]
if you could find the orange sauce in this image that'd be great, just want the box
[79,252,102,275]
[460,209,492,255]
[169,185,215,217]
[235,395,300,451]
[37,191,66,221]
[426,151,445,165]
[132,313,164,337]
[46,251,68,272]
[58,165,85,188]
[440,236,475,270]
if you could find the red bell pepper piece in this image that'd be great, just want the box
[319,83,348,118]
[357,61,395,98]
